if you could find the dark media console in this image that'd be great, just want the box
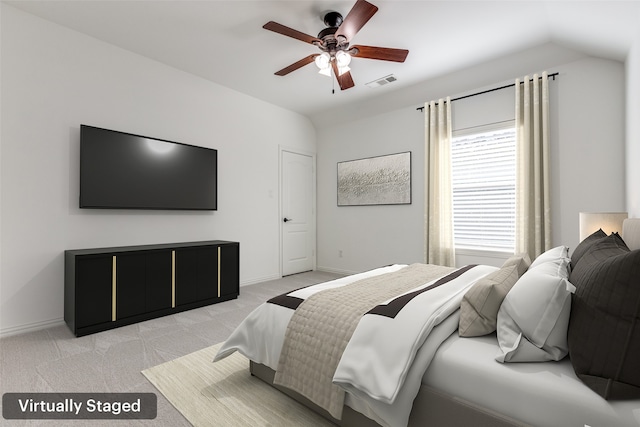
[65,241,239,336]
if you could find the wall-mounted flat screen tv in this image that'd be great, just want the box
[80,125,217,210]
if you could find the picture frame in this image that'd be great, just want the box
[337,151,411,206]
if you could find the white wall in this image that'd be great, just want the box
[318,107,425,274]
[0,5,316,335]
[317,55,626,274]
[627,25,640,217]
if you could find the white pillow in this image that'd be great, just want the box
[495,256,575,363]
[529,245,570,270]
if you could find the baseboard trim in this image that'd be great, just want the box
[240,274,281,287]
[0,317,65,338]
[315,266,358,276]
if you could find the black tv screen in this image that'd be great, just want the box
[80,125,217,210]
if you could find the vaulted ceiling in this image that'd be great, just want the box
[6,1,640,126]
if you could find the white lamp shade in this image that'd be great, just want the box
[579,212,628,241]
[314,52,330,70]
[335,50,351,67]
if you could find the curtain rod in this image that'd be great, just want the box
[416,72,558,111]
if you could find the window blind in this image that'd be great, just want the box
[451,125,516,252]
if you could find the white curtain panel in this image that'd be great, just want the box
[424,98,455,267]
[515,72,551,259]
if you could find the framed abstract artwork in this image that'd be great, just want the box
[337,151,411,206]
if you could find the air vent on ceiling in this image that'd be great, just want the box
[365,74,397,88]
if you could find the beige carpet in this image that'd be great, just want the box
[142,343,334,427]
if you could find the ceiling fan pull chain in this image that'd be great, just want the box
[332,65,335,94]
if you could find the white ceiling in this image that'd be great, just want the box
[5,0,640,126]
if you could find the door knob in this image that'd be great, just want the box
[283,218,292,223]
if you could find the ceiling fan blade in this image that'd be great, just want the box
[335,0,378,42]
[332,61,355,90]
[263,21,321,45]
[351,45,409,62]
[275,54,319,76]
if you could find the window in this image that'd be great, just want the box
[451,122,516,252]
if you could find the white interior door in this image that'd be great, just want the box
[281,149,315,276]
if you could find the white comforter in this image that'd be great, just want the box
[214,264,497,427]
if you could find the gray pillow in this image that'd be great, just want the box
[571,228,607,268]
[459,265,519,337]
[501,253,532,276]
[568,235,640,399]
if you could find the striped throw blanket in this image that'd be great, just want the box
[273,263,467,419]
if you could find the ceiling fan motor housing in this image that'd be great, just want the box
[317,11,349,54]
[317,26,338,40]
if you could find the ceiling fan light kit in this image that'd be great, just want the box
[263,0,409,91]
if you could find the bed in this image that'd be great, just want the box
[214,218,640,427]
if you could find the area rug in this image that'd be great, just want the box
[142,343,334,426]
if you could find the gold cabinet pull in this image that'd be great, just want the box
[171,251,176,308]
[217,247,221,298]
[112,256,117,321]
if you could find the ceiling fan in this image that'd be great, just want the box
[263,0,409,91]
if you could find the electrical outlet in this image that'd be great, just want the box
[338,250,343,258]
